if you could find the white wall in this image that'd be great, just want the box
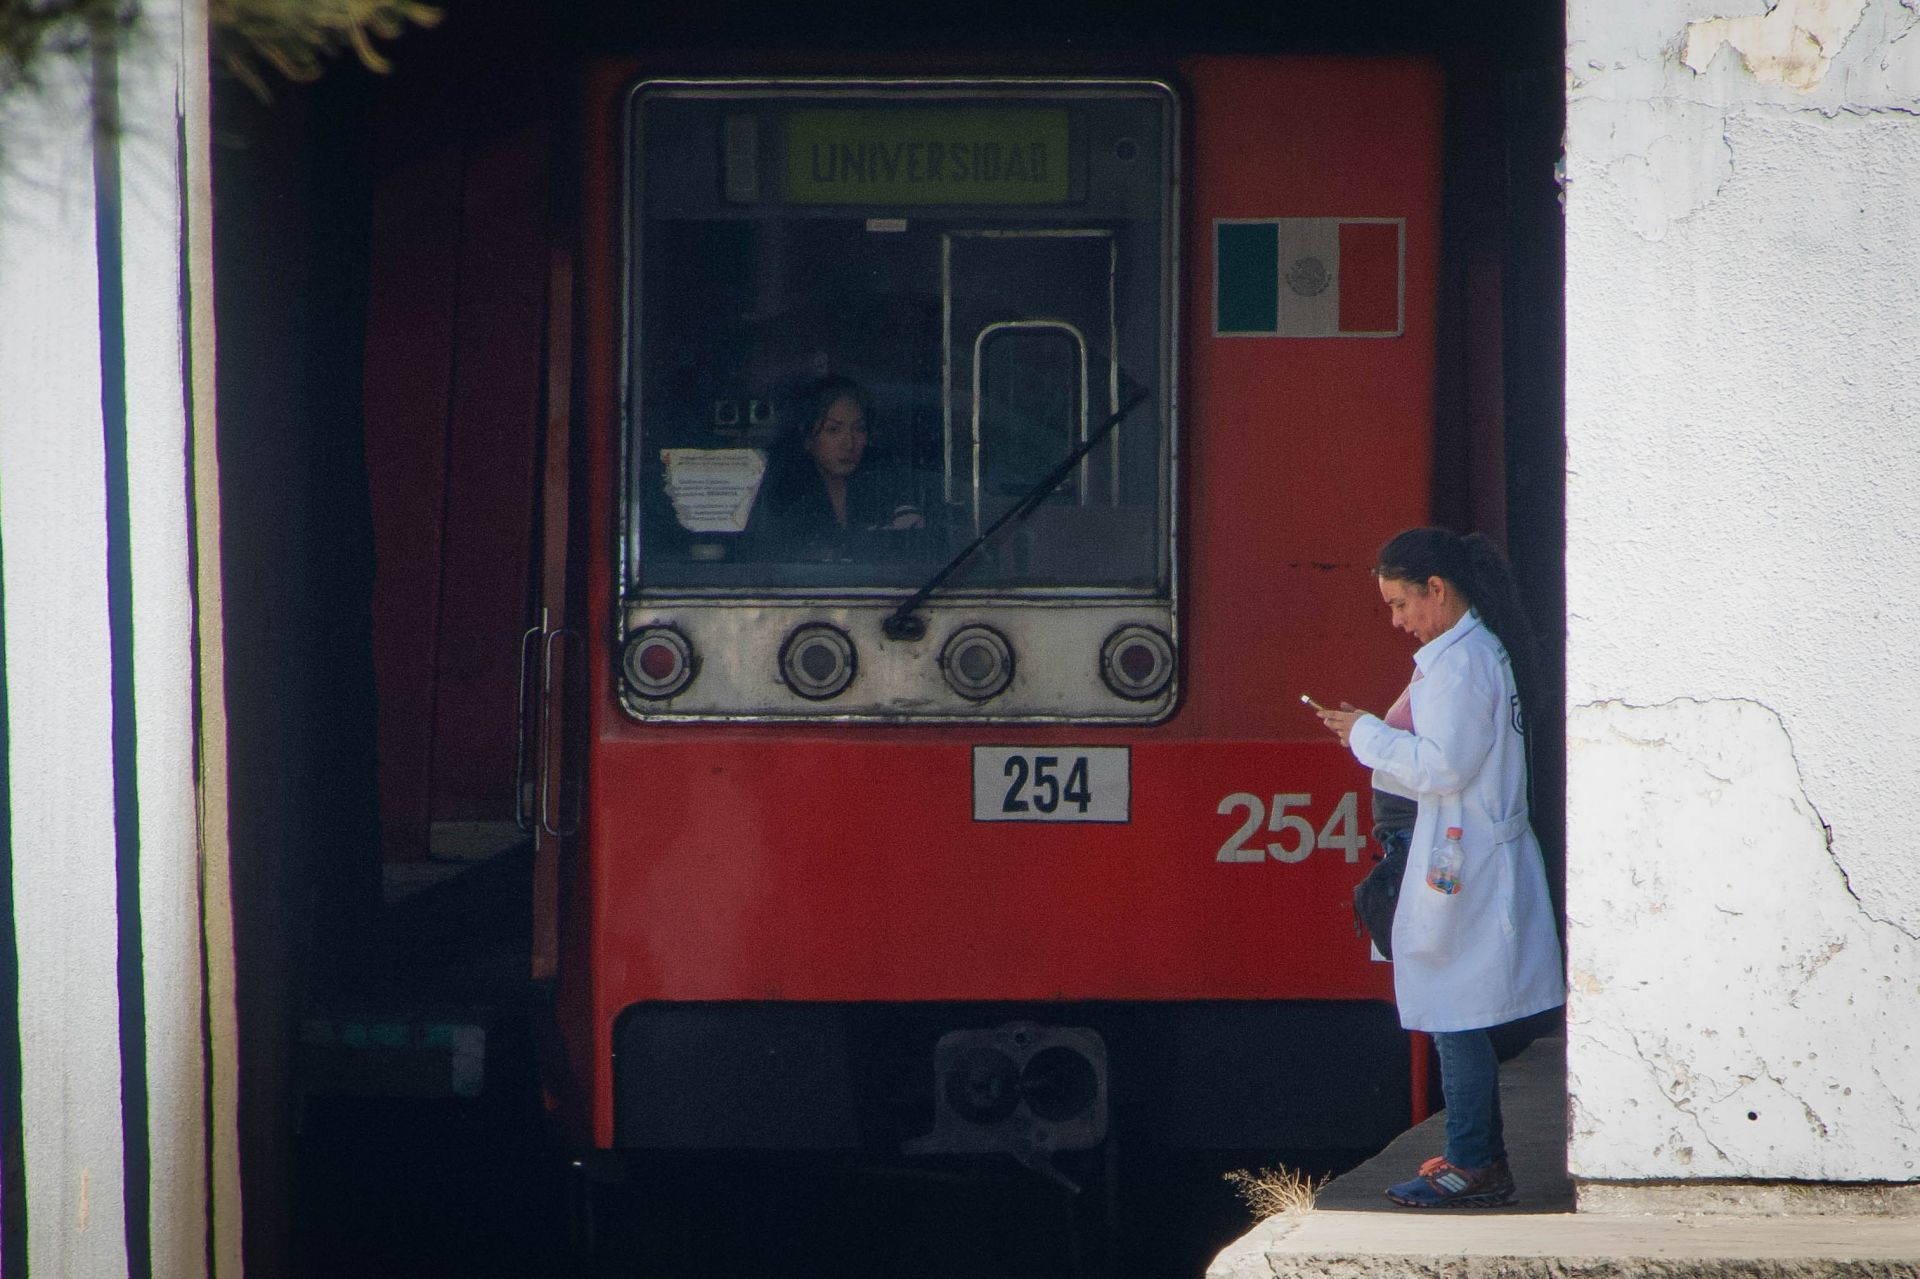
[0,1,238,1271]
[1565,0,1920,1183]
[0,42,131,1276]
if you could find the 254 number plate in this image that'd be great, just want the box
[972,746,1129,823]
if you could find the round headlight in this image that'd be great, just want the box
[1099,624,1174,701]
[940,624,1014,702]
[779,623,857,700]
[622,625,695,699]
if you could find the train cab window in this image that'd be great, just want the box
[623,81,1176,599]
[977,322,1085,517]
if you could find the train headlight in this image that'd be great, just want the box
[1099,624,1174,700]
[622,625,695,699]
[778,623,857,700]
[939,624,1014,702]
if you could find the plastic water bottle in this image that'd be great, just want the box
[1427,826,1464,896]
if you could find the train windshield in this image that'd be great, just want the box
[624,82,1175,597]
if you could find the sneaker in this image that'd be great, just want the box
[1384,1156,1517,1208]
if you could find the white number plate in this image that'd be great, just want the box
[972,746,1130,823]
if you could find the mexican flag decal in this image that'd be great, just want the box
[1214,218,1404,338]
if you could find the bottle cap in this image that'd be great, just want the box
[1445,826,1463,839]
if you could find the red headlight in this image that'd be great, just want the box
[622,626,696,699]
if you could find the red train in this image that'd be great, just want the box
[510,52,1477,1196]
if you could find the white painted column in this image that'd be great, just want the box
[1565,0,1920,1192]
[116,1,225,1273]
[0,44,133,1276]
[0,1,237,1272]
[178,0,248,1265]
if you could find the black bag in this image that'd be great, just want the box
[1352,828,1411,960]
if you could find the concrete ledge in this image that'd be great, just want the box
[1577,1182,1920,1218]
[1208,1210,1920,1277]
[1208,1037,1920,1279]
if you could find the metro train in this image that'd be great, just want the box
[508,49,1494,1245]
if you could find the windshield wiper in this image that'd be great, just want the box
[881,388,1152,642]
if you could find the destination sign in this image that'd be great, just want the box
[785,108,1071,205]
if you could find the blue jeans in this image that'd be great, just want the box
[1434,1029,1505,1168]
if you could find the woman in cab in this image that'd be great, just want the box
[752,375,924,562]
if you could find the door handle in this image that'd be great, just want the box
[539,624,581,838]
[513,619,543,833]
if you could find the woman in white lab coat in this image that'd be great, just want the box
[1317,527,1563,1209]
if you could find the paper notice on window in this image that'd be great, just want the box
[661,448,766,533]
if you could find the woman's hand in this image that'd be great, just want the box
[1316,702,1368,748]
[885,505,925,530]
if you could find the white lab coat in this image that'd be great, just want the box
[1348,610,1564,1033]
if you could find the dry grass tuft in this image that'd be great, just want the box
[1222,1165,1325,1218]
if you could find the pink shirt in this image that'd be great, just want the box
[1372,677,1420,814]
[1383,678,1416,732]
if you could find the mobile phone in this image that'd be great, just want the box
[1300,694,1329,712]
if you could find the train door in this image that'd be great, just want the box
[945,230,1117,537]
[519,245,578,987]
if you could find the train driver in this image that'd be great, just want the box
[750,375,926,561]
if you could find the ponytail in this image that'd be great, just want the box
[1456,532,1540,719]
[1374,526,1540,720]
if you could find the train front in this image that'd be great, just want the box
[568,64,1441,1174]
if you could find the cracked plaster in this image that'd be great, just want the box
[1683,0,1871,91]
[1565,23,1920,946]
[1566,700,1919,1181]
[1568,0,1920,240]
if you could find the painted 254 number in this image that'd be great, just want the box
[1215,791,1366,863]
[1002,755,1092,815]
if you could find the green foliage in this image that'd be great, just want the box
[211,0,441,99]
[0,0,136,97]
[0,0,440,101]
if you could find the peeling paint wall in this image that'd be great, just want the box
[1566,0,1920,1182]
